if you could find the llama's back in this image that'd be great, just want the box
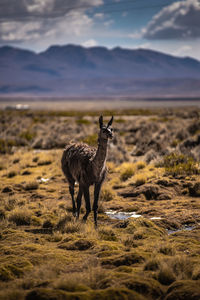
[61,143,96,184]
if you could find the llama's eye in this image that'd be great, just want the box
[110,128,113,132]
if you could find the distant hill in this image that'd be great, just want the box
[0,44,200,97]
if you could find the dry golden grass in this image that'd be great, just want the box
[0,109,200,300]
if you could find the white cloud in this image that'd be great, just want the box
[138,42,151,49]
[0,0,103,44]
[26,0,54,14]
[173,45,192,56]
[0,0,103,19]
[128,31,142,39]
[104,20,114,27]
[143,0,200,40]
[82,39,98,47]
[94,13,104,19]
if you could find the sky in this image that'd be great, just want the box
[0,0,200,60]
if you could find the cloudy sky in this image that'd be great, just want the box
[0,0,200,59]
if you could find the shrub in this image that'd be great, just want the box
[119,163,135,181]
[134,174,147,186]
[161,152,199,176]
[19,130,36,141]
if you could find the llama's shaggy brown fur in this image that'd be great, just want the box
[62,143,99,186]
[61,116,113,226]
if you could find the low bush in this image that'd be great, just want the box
[19,130,36,141]
[160,152,199,176]
[119,163,136,181]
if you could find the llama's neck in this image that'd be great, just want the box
[93,138,108,176]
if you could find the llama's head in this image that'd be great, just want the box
[99,115,114,140]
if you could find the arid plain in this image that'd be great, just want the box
[0,103,200,300]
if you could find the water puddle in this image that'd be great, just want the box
[105,210,141,220]
[105,210,197,235]
[37,178,50,183]
[167,225,196,235]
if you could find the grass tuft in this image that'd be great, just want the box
[9,208,33,226]
[100,186,116,202]
[23,181,39,190]
[119,163,136,181]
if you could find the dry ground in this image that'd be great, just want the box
[0,107,200,300]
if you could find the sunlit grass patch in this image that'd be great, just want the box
[134,174,147,186]
[106,161,116,173]
[117,162,136,181]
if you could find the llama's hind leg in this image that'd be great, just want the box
[69,181,76,217]
[76,186,83,219]
[93,182,102,227]
[82,186,91,222]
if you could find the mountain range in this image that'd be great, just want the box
[0,44,200,97]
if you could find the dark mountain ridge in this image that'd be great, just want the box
[0,44,200,97]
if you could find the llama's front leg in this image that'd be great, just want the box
[69,183,76,217]
[82,186,91,222]
[76,186,83,219]
[93,182,102,227]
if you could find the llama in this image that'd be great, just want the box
[61,115,113,227]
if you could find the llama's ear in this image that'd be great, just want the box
[107,116,113,127]
[99,115,103,128]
